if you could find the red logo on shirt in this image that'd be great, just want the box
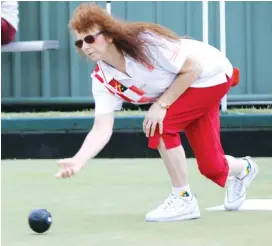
[145,63,154,72]
[109,79,128,93]
[141,61,154,72]
[92,64,155,103]
[171,46,180,62]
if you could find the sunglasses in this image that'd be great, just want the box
[75,31,104,49]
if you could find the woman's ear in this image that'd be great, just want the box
[105,36,113,43]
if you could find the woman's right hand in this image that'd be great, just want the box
[54,112,115,179]
[55,157,85,178]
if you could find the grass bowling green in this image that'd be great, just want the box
[2,158,272,246]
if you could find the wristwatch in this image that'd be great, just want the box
[156,98,170,109]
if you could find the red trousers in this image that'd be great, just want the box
[148,74,234,187]
[1,18,16,45]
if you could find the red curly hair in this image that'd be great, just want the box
[69,2,182,65]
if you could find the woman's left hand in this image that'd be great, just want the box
[143,102,167,137]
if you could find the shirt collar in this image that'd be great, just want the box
[98,53,132,83]
[98,61,115,83]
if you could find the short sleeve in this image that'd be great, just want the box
[92,77,123,115]
[142,32,187,74]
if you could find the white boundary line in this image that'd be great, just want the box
[206,199,272,211]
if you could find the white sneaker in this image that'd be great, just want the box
[224,156,259,211]
[145,193,200,222]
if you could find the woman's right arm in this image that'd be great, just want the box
[73,112,114,164]
[55,112,115,178]
[55,73,123,178]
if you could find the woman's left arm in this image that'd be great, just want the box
[143,57,202,137]
[157,57,202,107]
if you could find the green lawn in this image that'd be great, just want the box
[2,158,272,246]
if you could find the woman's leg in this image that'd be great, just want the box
[145,137,200,222]
[225,155,248,176]
[156,104,249,190]
[158,138,188,188]
[146,75,258,221]
[184,103,258,210]
[184,102,248,186]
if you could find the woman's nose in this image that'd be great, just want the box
[82,40,90,50]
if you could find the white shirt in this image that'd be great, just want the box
[1,1,19,31]
[91,32,233,115]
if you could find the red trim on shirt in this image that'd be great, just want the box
[94,74,104,83]
[117,93,134,102]
[129,85,145,96]
[94,65,99,72]
[106,88,115,94]
[138,96,154,103]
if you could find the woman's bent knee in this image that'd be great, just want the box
[197,155,229,187]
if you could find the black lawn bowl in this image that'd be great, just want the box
[28,209,52,234]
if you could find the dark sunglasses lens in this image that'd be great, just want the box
[75,40,83,48]
[84,35,95,44]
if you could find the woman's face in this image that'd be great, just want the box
[75,28,112,62]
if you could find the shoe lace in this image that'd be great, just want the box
[232,178,244,197]
[160,193,188,209]
[160,194,180,210]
